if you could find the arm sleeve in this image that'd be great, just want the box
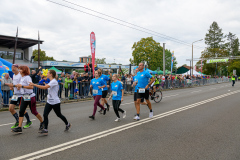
[26,76,33,84]
[146,72,152,78]
[100,80,105,86]
[119,82,123,90]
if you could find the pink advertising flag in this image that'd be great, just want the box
[90,32,96,78]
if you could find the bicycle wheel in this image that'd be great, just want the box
[154,90,162,103]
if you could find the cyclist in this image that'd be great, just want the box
[150,75,159,98]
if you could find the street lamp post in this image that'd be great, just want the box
[192,39,203,76]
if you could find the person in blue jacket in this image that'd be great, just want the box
[108,74,126,122]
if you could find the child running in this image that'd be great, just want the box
[108,74,126,121]
[89,71,107,120]
[29,70,71,135]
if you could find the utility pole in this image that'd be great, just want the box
[38,31,40,67]
[13,27,18,64]
[163,43,166,75]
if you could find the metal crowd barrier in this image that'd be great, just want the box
[159,78,230,89]
[0,77,231,107]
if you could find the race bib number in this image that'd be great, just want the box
[23,95,31,101]
[11,95,18,101]
[93,89,98,94]
[138,88,145,93]
[112,91,117,96]
[48,98,54,103]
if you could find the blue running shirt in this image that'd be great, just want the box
[111,81,123,100]
[136,70,152,90]
[90,78,105,96]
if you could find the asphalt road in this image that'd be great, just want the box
[1,82,240,160]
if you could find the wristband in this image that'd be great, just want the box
[22,86,24,88]
[13,85,15,87]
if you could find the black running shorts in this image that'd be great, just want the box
[134,92,144,102]
[10,97,22,105]
[137,89,149,100]
[102,90,108,98]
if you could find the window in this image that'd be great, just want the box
[0,51,23,60]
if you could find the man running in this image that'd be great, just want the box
[98,69,110,113]
[133,63,155,120]
[133,68,147,110]
[7,64,32,129]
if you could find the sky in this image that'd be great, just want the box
[0,0,240,67]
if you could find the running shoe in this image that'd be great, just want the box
[89,115,95,120]
[23,121,32,129]
[106,104,110,111]
[103,108,107,115]
[38,129,48,136]
[65,123,72,131]
[11,122,19,129]
[98,109,103,114]
[123,111,127,119]
[11,127,22,134]
[115,118,120,122]
[133,116,140,121]
[39,122,44,130]
[149,112,153,118]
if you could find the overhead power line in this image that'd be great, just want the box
[46,0,205,50]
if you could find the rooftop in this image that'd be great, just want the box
[0,34,43,50]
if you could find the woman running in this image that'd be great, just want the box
[29,70,71,135]
[108,74,126,121]
[11,66,44,134]
[89,71,107,120]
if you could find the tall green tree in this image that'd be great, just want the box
[205,21,225,50]
[32,49,55,61]
[129,37,177,71]
[225,32,240,56]
[95,58,106,64]
[198,21,226,75]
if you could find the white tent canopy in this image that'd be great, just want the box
[183,70,201,76]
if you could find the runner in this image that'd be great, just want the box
[98,69,110,113]
[89,71,107,120]
[108,74,126,122]
[5,64,32,129]
[11,66,44,133]
[29,70,71,135]
[132,68,147,111]
[133,63,155,121]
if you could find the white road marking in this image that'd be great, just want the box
[0,119,36,127]
[209,88,216,90]
[191,90,202,93]
[121,102,134,106]
[11,90,240,160]
[163,94,179,98]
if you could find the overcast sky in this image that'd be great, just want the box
[0,0,240,67]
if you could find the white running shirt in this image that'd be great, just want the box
[47,79,60,105]
[13,73,22,97]
[19,75,35,97]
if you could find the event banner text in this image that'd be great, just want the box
[206,59,229,63]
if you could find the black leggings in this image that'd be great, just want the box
[112,100,124,118]
[19,97,38,117]
[43,103,68,129]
